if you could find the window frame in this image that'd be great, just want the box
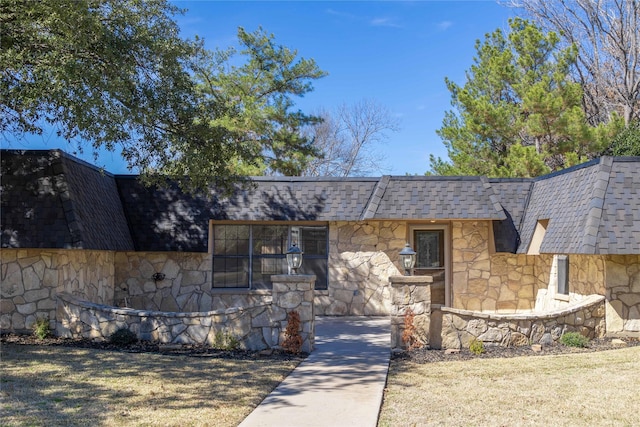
[211,222,329,290]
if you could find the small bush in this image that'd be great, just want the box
[282,310,303,354]
[213,331,240,350]
[469,338,485,355]
[109,328,137,346]
[32,317,51,340]
[560,331,590,348]
[402,308,423,350]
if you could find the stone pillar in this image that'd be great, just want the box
[272,275,316,353]
[389,275,433,349]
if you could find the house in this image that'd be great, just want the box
[1,149,639,345]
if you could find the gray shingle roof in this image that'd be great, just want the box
[1,150,133,250]
[370,176,507,220]
[2,150,638,255]
[596,158,640,254]
[517,157,640,255]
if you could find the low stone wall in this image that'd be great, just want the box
[389,275,432,349]
[56,274,316,352]
[440,294,606,349]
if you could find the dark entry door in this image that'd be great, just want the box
[413,229,446,305]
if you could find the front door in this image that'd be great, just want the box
[412,227,448,306]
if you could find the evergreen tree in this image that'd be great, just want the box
[429,18,621,177]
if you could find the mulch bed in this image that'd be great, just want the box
[4,333,639,364]
[0,333,307,362]
[394,337,640,364]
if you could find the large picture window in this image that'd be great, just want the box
[212,224,328,290]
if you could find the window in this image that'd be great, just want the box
[414,230,444,269]
[557,255,569,295]
[212,224,328,290]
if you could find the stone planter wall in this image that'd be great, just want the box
[55,275,316,352]
[272,275,316,352]
[440,294,606,349]
[389,275,432,349]
[1,249,114,332]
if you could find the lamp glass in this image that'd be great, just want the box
[286,244,303,274]
[399,243,416,276]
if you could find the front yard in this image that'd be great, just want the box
[379,345,640,426]
[2,339,639,427]
[0,343,300,427]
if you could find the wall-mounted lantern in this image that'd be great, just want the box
[286,243,303,274]
[399,243,416,276]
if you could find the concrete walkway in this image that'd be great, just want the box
[239,316,391,427]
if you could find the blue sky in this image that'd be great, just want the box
[4,1,519,176]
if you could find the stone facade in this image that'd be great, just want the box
[440,294,606,349]
[389,275,432,349]
[56,275,316,352]
[1,249,114,332]
[318,221,405,316]
[115,251,213,311]
[452,221,550,312]
[605,255,640,334]
[451,221,609,315]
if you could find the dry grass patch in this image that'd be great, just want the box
[1,344,300,427]
[379,346,640,427]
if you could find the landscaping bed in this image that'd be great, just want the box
[0,333,307,361]
[393,336,640,363]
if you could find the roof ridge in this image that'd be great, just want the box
[480,176,507,221]
[581,157,613,254]
[57,155,85,248]
[361,176,391,220]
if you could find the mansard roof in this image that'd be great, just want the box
[517,157,640,255]
[1,149,638,255]
[1,150,133,250]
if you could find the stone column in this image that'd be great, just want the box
[272,275,316,353]
[389,275,433,349]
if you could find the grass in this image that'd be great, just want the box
[379,346,640,427]
[0,344,300,427]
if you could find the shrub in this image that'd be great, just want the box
[282,310,303,354]
[469,338,485,355]
[32,317,51,340]
[213,331,240,350]
[109,328,137,346]
[560,331,590,348]
[401,308,423,350]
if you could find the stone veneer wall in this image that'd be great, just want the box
[605,255,640,334]
[452,221,608,314]
[318,221,405,316]
[1,249,114,332]
[440,294,606,349]
[56,275,315,352]
[114,251,271,312]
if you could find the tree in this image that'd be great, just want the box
[154,26,326,188]
[1,0,326,192]
[428,18,620,177]
[607,120,640,155]
[301,99,400,177]
[507,0,640,126]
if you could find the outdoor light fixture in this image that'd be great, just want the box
[152,272,165,282]
[399,243,416,276]
[286,243,303,274]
